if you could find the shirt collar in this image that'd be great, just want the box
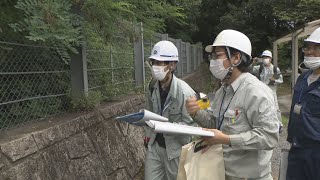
[154,74,178,99]
[229,73,248,92]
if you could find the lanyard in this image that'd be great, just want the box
[217,86,240,130]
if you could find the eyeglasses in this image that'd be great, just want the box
[302,46,320,53]
[211,51,227,59]
[147,59,169,66]
[194,140,208,153]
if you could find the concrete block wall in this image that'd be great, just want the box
[0,95,146,180]
[0,63,211,180]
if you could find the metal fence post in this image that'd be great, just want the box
[199,43,203,64]
[196,45,199,68]
[192,45,197,71]
[70,44,88,96]
[161,34,168,40]
[176,39,183,77]
[186,42,191,73]
[134,22,145,86]
[198,45,201,67]
[110,46,114,84]
[200,43,203,63]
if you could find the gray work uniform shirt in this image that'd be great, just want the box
[145,74,196,160]
[193,73,279,178]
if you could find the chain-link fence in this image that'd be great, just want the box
[0,22,203,131]
[0,38,70,130]
[86,33,136,99]
[143,33,163,84]
[139,26,203,88]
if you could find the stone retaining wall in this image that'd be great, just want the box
[0,64,211,180]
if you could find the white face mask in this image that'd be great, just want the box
[263,58,270,66]
[152,65,169,81]
[209,58,229,80]
[304,56,320,70]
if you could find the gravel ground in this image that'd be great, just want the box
[271,95,292,179]
[271,126,291,179]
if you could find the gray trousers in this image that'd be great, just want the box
[144,142,179,180]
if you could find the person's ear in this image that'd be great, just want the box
[170,62,177,70]
[232,53,241,65]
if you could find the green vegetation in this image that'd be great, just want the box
[1,0,320,128]
[282,115,289,126]
[0,0,202,129]
[196,0,320,71]
[69,91,103,111]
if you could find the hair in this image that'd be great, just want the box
[227,47,251,72]
[170,61,177,73]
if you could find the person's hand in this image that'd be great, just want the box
[199,129,230,153]
[269,78,275,85]
[202,129,230,146]
[186,96,200,116]
[252,57,258,65]
[143,137,150,149]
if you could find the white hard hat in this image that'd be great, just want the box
[205,29,252,58]
[149,40,179,61]
[305,27,320,44]
[261,50,272,58]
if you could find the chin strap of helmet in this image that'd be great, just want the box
[226,46,242,67]
[227,46,252,65]
[221,47,236,82]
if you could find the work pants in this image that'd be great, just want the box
[144,142,179,180]
[286,147,320,180]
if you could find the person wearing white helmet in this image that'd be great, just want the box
[251,50,284,133]
[286,27,320,180]
[144,40,196,180]
[186,29,279,180]
[251,50,284,91]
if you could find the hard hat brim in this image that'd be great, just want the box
[148,55,179,62]
[205,45,213,52]
[304,39,320,44]
[261,55,272,58]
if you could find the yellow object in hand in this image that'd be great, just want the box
[196,98,210,110]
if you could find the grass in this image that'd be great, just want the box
[281,115,289,126]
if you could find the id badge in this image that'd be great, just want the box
[293,104,302,115]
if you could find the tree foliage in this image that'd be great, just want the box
[197,0,288,56]
[10,0,82,52]
[5,0,197,48]
[196,0,320,70]
[2,0,320,127]
[274,0,320,28]
[165,0,202,42]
